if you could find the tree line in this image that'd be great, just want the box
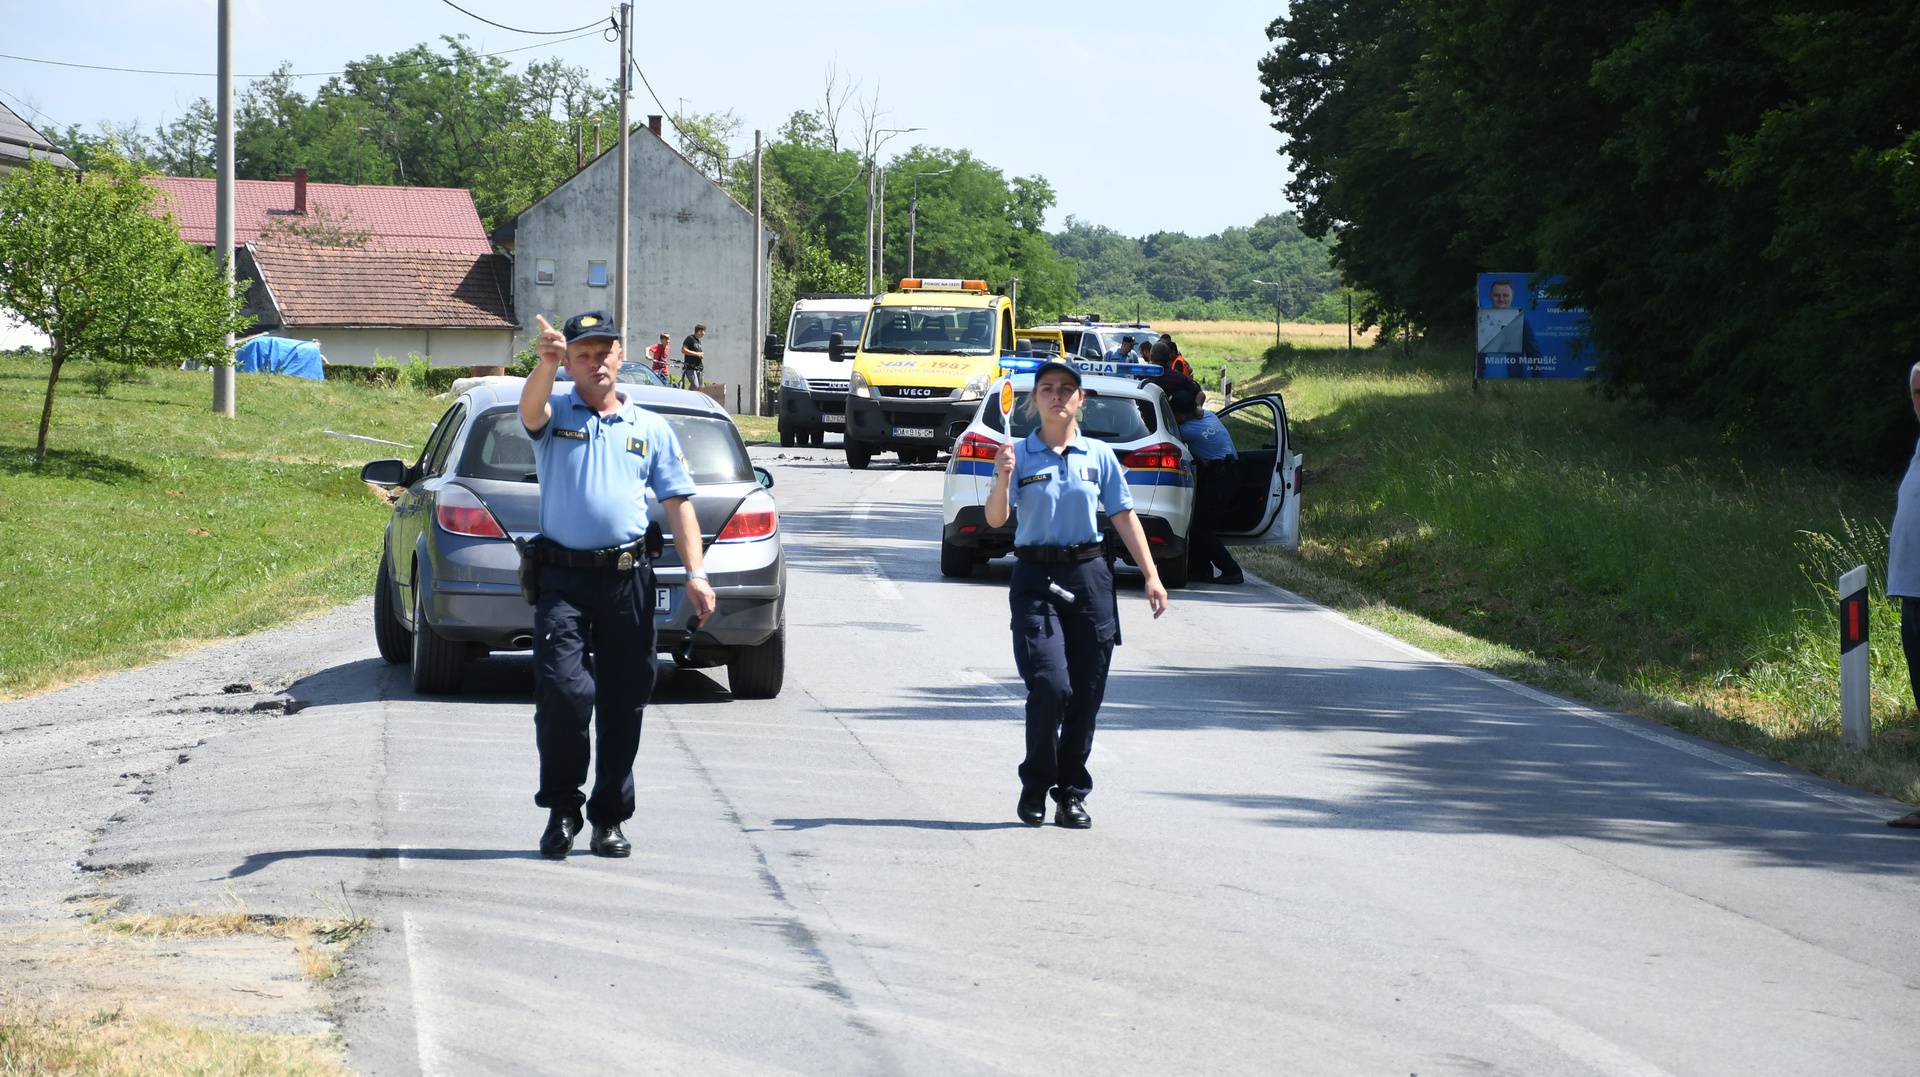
[53,37,1344,331]
[1259,3,1920,469]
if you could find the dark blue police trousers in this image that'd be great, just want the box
[1010,557,1118,799]
[532,561,657,826]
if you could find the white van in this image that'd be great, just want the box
[773,294,873,447]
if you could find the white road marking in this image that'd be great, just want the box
[1493,1004,1675,1077]
[858,557,902,599]
[402,910,449,1076]
[1254,573,1898,821]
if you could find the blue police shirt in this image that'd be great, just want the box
[1178,410,1237,463]
[527,388,696,550]
[1103,347,1139,364]
[1010,432,1134,547]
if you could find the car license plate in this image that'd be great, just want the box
[895,426,936,439]
[654,587,672,613]
[822,413,844,425]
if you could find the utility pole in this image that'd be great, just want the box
[863,165,875,293]
[615,2,631,346]
[751,129,763,415]
[908,167,951,279]
[875,164,886,287]
[212,0,235,418]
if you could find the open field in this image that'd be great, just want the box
[1236,346,1920,802]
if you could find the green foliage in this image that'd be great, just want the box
[0,157,251,465]
[1259,2,1920,468]
[1050,214,1342,320]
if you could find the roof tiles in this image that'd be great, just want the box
[249,239,514,329]
[148,176,491,254]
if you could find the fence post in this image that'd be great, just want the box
[1839,564,1871,750]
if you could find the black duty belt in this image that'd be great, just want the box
[533,538,648,571]
[1014,543,1104,564]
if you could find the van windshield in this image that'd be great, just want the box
[862,305,996,355]
[788,311,869,351]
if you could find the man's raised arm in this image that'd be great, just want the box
[519,314,567,433]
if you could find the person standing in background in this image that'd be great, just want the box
[680,324,708,390]
[1886,360,1920,828]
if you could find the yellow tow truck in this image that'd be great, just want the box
[835,278,1015,469]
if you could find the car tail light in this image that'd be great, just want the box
[436,484,507,538]
[716,491,778,542]
[1121,442,1182,470]
[955,431,1002,461]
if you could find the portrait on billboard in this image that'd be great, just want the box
[1474,273,1596,380]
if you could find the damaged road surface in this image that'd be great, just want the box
[6,445,1920,1075]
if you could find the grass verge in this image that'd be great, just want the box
[0,1011,348,1077]
[98,911,374,982]
[1234,345,1920,803]
[0,359,445,698]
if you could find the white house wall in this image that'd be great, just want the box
[512,131,770,410]
[287,328,512,369]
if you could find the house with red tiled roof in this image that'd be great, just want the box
[147,169,515,371]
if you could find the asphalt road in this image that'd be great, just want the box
[30,442,1920,1075]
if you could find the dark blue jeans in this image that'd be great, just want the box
[1010,557,1118,800]
[1903,597,1920,712]
[533,561,657,826]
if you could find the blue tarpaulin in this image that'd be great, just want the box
[235,336,325,380]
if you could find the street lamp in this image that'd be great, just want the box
[865,126,922,291]
[1251,278,1283,347]
[908,167,953,279]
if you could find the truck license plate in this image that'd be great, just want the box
[895,426,936,439]
[822,414,844,425]
[654,587,672,613]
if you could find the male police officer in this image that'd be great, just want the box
[1172,387,1244,584]
[520,311,718,858]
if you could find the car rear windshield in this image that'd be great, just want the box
[982,393,1157,442]
[461,407,753,485]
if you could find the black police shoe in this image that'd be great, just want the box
[1017,789,1048,827]
[1055,795,1092,829]
[539,809,583,858]
[590,823,632,858]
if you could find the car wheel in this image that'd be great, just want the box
[779,427,794,448]
[409,579,468,694]
[811,430,826,447]
[373,551,409,664]
[940,540,975,578]
[1157,548,1191,590]
[845,439,872,470]
[727,626,784,699]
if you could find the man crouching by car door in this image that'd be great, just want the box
[518,310,718,859]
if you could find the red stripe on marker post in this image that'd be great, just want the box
[1840,588,1868,653]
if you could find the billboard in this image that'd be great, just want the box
[1475,273,1595,379]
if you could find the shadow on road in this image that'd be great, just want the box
[285,655,735,708]
[829,659,1920,876]
[227,845,616,878]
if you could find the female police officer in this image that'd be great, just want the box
[985,360,1169,829]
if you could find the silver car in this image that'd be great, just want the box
[360,378,786,697]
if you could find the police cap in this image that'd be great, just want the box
[1032,359,1082,388]
[562,310,620,343]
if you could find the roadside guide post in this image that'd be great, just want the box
[1839,564,1871,750]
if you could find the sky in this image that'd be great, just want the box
[0,0,1295,238]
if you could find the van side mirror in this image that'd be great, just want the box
[360,459,409,487]
[762,333,781,364]
[828,331,850,362]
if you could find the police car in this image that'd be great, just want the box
[1026,315,1161,363]
[939,356,1300,587]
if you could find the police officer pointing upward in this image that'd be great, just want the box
[986,361,1168,828]
[519,311,718,858]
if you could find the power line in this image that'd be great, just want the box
[0,86,64,133]
[0,28,605,81]
[629,57,746,163]
[435,0,610,37]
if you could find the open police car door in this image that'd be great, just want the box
[1215,394,1302,552]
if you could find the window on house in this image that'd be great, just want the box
[587,260,608,287]
[535,258,556,286]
